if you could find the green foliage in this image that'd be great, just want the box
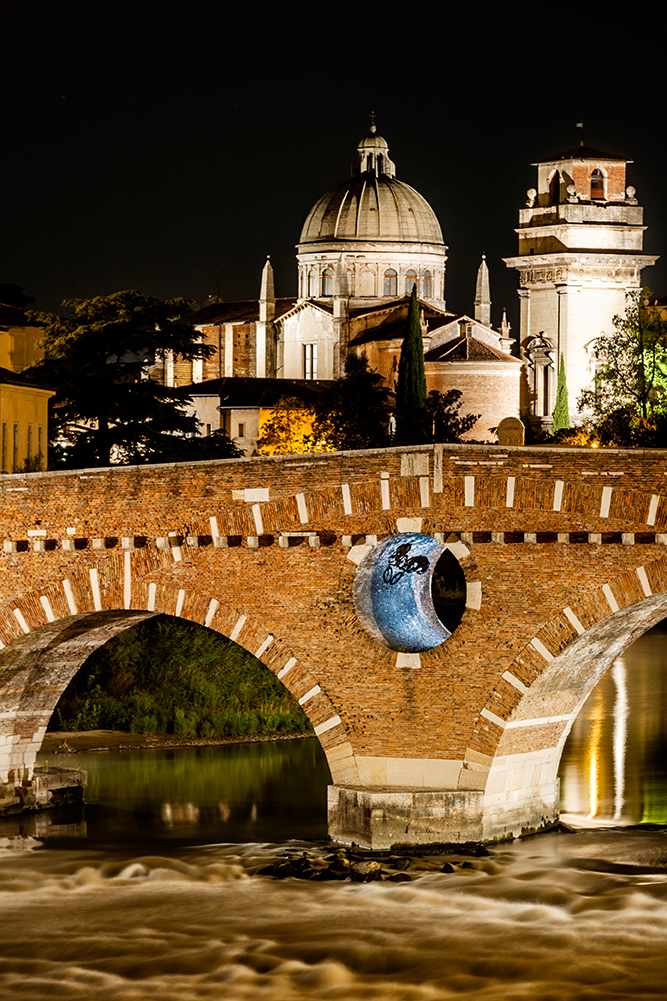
[396,287,427,439]
[257,396,315,455]
[50,616,312,739]
[579,290,667,425]
[426,389,479,443]
[306,353,391,451]
[552,354,570,434]
[25,290,231,468]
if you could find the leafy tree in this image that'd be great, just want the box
[25,290,236,467]
[579,290,667,424]
[306,353,391,451]
[552,354,570,433]
[257,396,316,455]
[396,286,427,440]
[426,389,479,442]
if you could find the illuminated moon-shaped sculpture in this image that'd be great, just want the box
[353,533,454,652]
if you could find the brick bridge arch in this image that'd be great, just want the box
[1,442,666,846]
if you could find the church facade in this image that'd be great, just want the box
[176,129,656,449]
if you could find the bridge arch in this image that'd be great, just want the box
[0,569,345,787]
[472,555,667,838]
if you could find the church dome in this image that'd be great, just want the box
[299,128,444,247]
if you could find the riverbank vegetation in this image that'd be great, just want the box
[49,616,312,740]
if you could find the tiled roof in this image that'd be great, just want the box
[425,336,516,363]
[0,303,30,328]
[534,144,629,164]
[184,376,336,407]
[0,365,52,390]
[185,298,299,326]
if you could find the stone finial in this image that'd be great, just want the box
[260,257,274,303]
[498,308,513,353]
[526,188,537,208]
[566,183,578,203]
[474,256,491,328]
[496,416,525,447]
[626,185,638,205]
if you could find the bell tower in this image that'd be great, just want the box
[504,144,658,425]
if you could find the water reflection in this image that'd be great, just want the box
[14,737,332,847]
[560,621,667,824]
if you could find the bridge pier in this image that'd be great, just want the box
[328,780,560,849]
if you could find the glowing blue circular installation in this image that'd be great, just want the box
[353,533,452,652]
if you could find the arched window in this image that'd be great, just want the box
[405,270,417,295]
[321,269,334,296]
[591,169,605,199]
[549,171,561,205]
[423,271,432,297]
[384,269,397,296]
[308,270,318,297]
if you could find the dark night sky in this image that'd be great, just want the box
[3,1,665,338]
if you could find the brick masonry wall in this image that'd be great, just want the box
[0,442,666,796]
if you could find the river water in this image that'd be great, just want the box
[0,626,665,999]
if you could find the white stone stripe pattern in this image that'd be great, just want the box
[341,484,352,515]
[563,606,585,635]
[505,712,576,730]
[175,589,186,617]
[147,582,157,611]
[419,476,430,508]
[277,656,297,680]
[252,504,264,535]
[553,480,564,512]
[464,476,475,507]
[229,614,247,641]
[314,715,341,736]
[648,494,660,526]
[465,581,482,610]
[40,596,55,622]
[296,493,308,524]
[530,637,554,662]
[502,670,529,694]
[380,476,391,510]
[298,685,321,705]
[637,566,652,597]
[89,568,102,611]
[209,516,219,538]
[506,476,515,508]
[124,551,132,609]
[13,608,29,634]
[204,598,219,628]
[480,707,506,729]
[603,583,619,612]
[600,485,613,518]
[255,634,274,658]
[396,652,421,669]
[62,579,77,615]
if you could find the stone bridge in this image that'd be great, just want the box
[1,442,667,848]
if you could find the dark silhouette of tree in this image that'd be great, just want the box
[426,390,479,442]
[26,290,239,467]
[307,353,391,451]
[0,285,35,308]
[396,286,427,441]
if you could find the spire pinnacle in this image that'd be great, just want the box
[474,256,491,327]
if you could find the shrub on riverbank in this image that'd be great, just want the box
[50,616,312,739]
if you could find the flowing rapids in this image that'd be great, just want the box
[0,829,667,1000]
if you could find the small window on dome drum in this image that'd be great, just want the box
[423,271,432,297]
[384,269,397,296]
[308,270,318,297]
[405,271,417,295]
[591,169,605,199]
[322,269,333,296]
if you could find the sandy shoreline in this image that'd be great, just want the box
[39,729,310,754]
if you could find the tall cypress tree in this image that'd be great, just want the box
[552,353,570,433]
[396,286,427,439]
